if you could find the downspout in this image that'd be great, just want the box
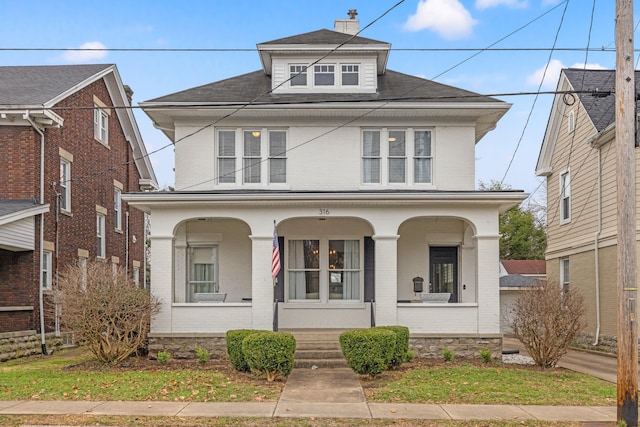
[125,211,130,277]
[25,111,48,355]
[593,145,602,345]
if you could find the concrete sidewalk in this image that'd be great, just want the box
[0,367,618,422]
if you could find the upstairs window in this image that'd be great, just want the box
[218,130,236,183]
[94,106,108,144]
[560,169,571,223]
[341,65,359,86]
[314,65,335,86]
[414,131,432,183]
[388,131,406,183]
[59,158,71,212]
[243,131,262,183]
[290,65,308,86]
[269,131,287,183]
[362,131,381,183]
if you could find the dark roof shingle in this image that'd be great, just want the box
[259,29,386,46]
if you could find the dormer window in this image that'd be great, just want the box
[290,65,308,86]
[314,65,335,86]
[342,65,359,85]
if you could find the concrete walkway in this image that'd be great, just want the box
[0,366,618,422]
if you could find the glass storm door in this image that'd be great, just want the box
[429,246,458,303]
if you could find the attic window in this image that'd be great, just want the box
[314,65,335,86]
[567,110,575,133]
[342,65,359,86]
[290,65,307,86]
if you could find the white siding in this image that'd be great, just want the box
[0,217,36,251]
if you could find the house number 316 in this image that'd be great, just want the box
[319,208,330,216]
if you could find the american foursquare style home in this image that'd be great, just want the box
[125,13,526,356]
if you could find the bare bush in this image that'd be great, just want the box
[508,281,586,368]
[51,261,160,365]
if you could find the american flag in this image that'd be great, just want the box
[272,224,281,280]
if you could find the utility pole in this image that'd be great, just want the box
[616,0,638,425]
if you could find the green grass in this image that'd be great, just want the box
[0,348,279,402]
[365,362,616,406]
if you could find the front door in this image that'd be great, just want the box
[430,246,458,303]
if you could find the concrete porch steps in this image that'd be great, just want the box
[282,329,348,369]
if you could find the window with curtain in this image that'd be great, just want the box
[363,130,381,183]
[414,130,432,183]
[218,130,236,183]
[388,130,406,183]
[328,240,360,300]
[288,240,320,300]
[243,131,261,183]
[188,246,218,301]
[269,131,287,183]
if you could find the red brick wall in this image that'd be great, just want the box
[0,76,149,334]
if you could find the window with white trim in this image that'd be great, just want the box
[560,169,571,223]
[42,250,52,291]
[188,245,218,302]
[243,131,261,183]
[96,213,106,258]
[362,129,433,185]
[133,266,140,285]
[341,65,359,85]
[217,130,236,183]
[314,64,335,86]
[560,258,570,293]
[114,188,122,231]
[568,110,575,133]
[60,158,71,212]
[269,131,287,183]
[93,106,108,144]
[290,65,308,86]
[78,256,87,290]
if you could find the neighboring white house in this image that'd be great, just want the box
[124,13,525,355]
[499,260,546,333]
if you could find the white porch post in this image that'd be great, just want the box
[373,234,399,326]
[475,234,501,333]
[149,235,174,334]
[250,235,275,330]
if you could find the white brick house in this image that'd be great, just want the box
[124,14,525,351]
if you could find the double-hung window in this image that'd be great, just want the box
[290,65,308,86]
[269,131,287,183]
[388,130,406,183]
[560,170,571,223]
[341,65,359,86]
[414,130,432,183]
[362,131,381,183]
[94,106,108,144]
[288,240,320,300]
[561,258,570,293]
[59,158,71,212]
[218,130,236,183]
[188,246,218,301]
[314,65,335,86]
[243,131,261,183]
[96,213,106,259]
[113,187,122,231]
[42,250,52,290]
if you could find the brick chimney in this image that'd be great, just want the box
[334,9,359,35]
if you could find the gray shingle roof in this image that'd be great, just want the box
[0,64,112,106]
[259,29,386,46]
[0,199,41,217]
[500,274,545,288]
[146,69,500,105]
[563,68,640,132]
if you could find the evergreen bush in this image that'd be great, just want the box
[226,329,262,372]
[339,328,395,376]
[242,331,296,381]
[375,325,412,368]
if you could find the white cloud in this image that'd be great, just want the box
[403,0,477,40]
[476,0,528,9]
[62,41,107,62]
[527,59,607,88]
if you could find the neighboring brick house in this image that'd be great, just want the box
[0,64,157,358]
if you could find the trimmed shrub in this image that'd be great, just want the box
[339,328,395,377]
[226,329,262,372]
[195,345,210,364]
[242,331,296,381]
[375,326,411,368]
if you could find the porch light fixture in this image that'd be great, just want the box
[251,131,261,137]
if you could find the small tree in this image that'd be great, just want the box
[508,281,585,368]
[52,261,160,365]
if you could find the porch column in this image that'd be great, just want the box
[372,234,399,326]
[476,234,501,333]
[250,235,274,330]
[149,235,174,334]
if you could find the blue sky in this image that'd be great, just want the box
[0,0,629,206]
